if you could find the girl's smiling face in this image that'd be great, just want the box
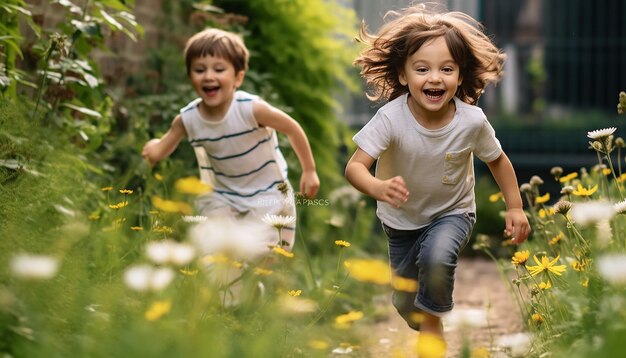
[189,55,244,119]
[399,36,462,122]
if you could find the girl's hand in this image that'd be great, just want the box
[375,176,409,208]
[505,208,531,244]
[299,170,320,198]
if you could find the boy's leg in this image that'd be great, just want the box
[383,223,424,330]
[413,213,475,317]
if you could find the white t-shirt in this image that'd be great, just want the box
[353,94,502,230]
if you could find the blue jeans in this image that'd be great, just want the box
[382,213,475,330]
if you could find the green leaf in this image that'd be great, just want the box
[61,103,102,118]
[99,9,123,31]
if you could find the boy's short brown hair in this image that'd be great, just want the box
[184,28,249,75]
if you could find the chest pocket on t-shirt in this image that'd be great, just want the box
[442,147,472,185]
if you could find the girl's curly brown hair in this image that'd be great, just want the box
[354,3,505,105]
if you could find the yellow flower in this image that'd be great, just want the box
[334,240,351,248]
[101,186,113,191]
[559,172,578,183]
[273,246,294,258]
[88,214,100,220]
[549,232,564,245]
[489,192,503,202]
[344,259,391,285]
[391,275,419,292]
[535,193,550,204]
[119,189,133,195]
[174,176,213,195]
[152,225,173,234]
[617,173,626,183]
[288,289,302,297]
[525,255,567,277]
[416,332,447,358]
[573,183,598,197]
[145,300,172,321]
[335,310,364,324]
[179,268,198,276]
[108,201,128,209]
[531,313,543,324]
[151,196,192,214]
[130,226,143,231]
[602,168,612,176]
[154,173,163,181]
[254,267,273,276]
[538,281,552,290]
[511,250,530,266]
[538,207,556,218]
[571,258,590,272]
[308,340,329,350]
[581,278,589,287]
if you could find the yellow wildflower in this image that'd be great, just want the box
[335,240,351,248]
[617,173,626,183]
[531,313,543,324]
[288,289,302,297]
[344,259,391,285]
[152,226,173,234]
[581,278,589,287]
[511,250,530,266]
[273,246,294,258]
[489,192,503,202]
[174,176,213,195]
[130,226,143,231]
[109,201,128,209]
[538,281,552,290]
[571,258,590,272]
[602,168,612,176]
[88,214,100,220]
[154,173,163,181]
[549,232,564,245]
[145,300,172,321]
[151,196,192,214]
[535,193,550,204]
[179,268,198,276]
[559,172,578,183]
[539,207,556,218]
[335,310,364,324]
[308,340,329,350]
[254,267,273,276]
[119,189,133,195]
[416,332,447,358]
[525,255,567,277]
[572,183,598,197]
[101,186,113,191]
[392,275,419,292]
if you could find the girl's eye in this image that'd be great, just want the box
[214,68,225,73]
[416,68,428,73]
[442,67,455,73]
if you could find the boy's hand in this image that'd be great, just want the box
[505,208,531,244]
[375,176,409,208]
[141,139,160,168]
[299,170,320,198]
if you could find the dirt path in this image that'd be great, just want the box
[363,257,525,357]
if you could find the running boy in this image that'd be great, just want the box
[345,3,531,343]
[142,28,319,250]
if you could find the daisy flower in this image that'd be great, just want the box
[262,214,296,229]
[587,127,616,140]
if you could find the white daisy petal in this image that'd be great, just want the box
[10,254,59,280]
[587,127,616,140]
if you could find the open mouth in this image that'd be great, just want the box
[202,85,219,96]
[424,89,445,101]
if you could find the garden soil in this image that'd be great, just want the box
[362,257,525,358]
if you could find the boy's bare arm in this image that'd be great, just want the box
[486,152,531,244]
[141,115,186,167]
[253,101,319,198]
[345,149,408,208]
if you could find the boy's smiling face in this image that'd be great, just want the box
[189,54,245,119]
[399,36,462,122]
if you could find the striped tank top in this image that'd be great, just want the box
[180,91,290,213]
